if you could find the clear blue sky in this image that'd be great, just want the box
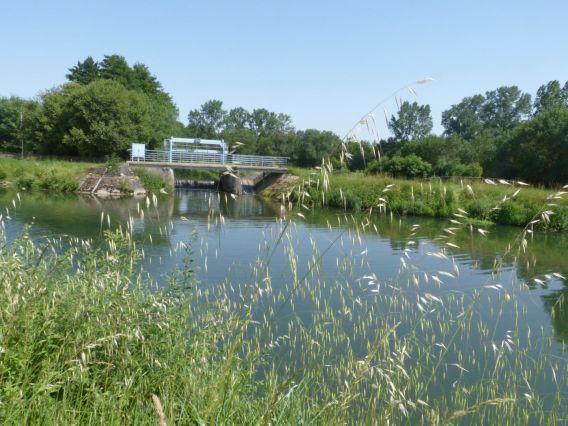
[1,0,567,138]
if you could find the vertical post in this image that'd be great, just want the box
[169,137,172,163]
[20,110,24,159]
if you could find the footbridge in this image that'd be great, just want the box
[128,138,287,173]
[128,138,287,194]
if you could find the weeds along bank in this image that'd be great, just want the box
[0,157,93,192]
[1,191,567,424]
[284,167,568,231]
[0,157,170,195]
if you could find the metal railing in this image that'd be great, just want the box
[129,149,288,169]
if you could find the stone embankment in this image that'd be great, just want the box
[78,165,146,197]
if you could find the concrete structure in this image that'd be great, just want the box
[128,140,288,173]
[128,140,287,194]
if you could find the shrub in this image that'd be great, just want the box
[382,154,432,179]
[133,168,169,194]
[105,154,122,173]
[0,167,7,181]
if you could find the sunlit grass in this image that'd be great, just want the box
[286,167,568,230]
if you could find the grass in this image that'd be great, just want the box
[285,167,568,231]
[132,167,171,194]
[0,186,567,424]
[173,168,219,181]
[0,157,94,192]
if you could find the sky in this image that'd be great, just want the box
[1,0,568,138]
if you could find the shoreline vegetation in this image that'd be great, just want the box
[1,156,568,231]
[273,167,568,231]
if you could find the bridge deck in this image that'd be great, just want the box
[129,149,288,173]
[128,160,287,173]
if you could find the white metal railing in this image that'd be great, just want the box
[129,149,288,169]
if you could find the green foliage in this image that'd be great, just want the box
[0,157,91,192]
[496,106,568,184]
[533,80,568,115]
[0,96,41,153]
[133,168,169,194]
[442,86,532,138]
[382,154,432,178]
[290,168,568,229]
[48,55,179,154]
[0,167,6,181]
[388,101,433,142]
[105,154,122,173]
[187,99,227,138]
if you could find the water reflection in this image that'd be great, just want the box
[1,189,567,344]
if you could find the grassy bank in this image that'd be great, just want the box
[0,157,93,192]
[286,167,568,231]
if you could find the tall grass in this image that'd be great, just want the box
[287,167,568,231]
[132,168,171,194]
[0,157,93,192]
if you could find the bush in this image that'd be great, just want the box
[382,154,432,179]
[0,167,7,181]
[365,160,382,175]
[454,162,483,178]
[434,159,484,178]
[133,168,169,194]
[105,154,122,173]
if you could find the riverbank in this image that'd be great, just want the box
[273,167,568,231]
[0,157,171,196]
[0,157,94,192]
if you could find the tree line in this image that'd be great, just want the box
[0,55,567,184]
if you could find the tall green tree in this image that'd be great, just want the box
[249,109,293,135]
[66,55,179,147]
[388,101,433,142]
[496,105,568,184]
[293,129,339,167]
[66,57,100,85]
[441,95,486,139]
[481,86,532,132]
[187,100,227,138]
[0,97,41,154]
[35,81,153,156]
[533,80,568,115]
[224,107,251,129]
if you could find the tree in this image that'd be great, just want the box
[293,130,340,167]
[0,97,41,154]
[224,107,251,129]
[388,101,432,142]
[481,86,532,132]
[249,109,293,135]
[66,56,100,85]
[187,100,227,138]
[534,80,568,115]
[496,105,568,184]
[34,81,154,157]
[66,55,179,147]
[441,95,485,139]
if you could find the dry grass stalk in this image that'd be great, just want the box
[152,394,167,426]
